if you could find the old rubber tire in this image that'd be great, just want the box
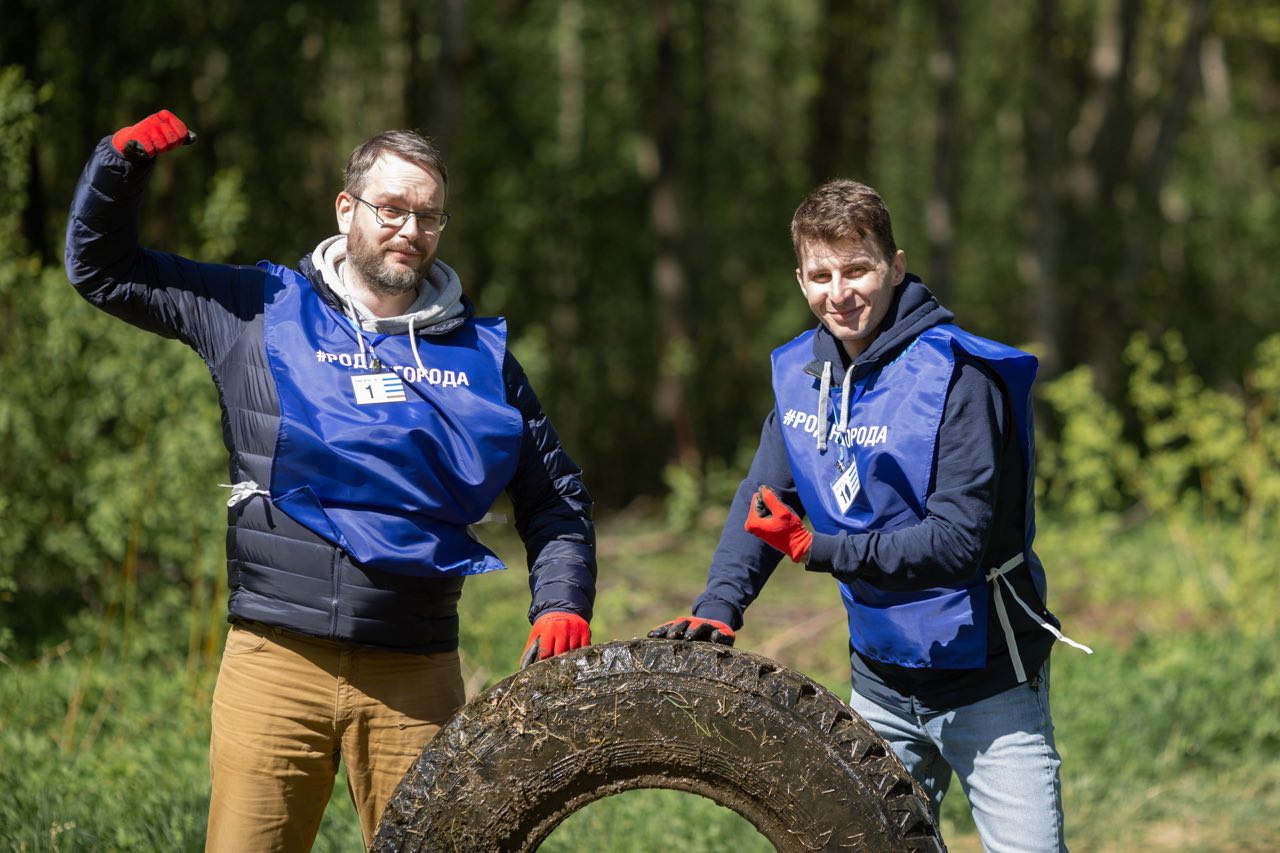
[371,639,945,852]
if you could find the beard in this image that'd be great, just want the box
[346,228,431,297]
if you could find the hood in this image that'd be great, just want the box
[807,274,954,377]
[803,274,954,451]
[300,235,471,337]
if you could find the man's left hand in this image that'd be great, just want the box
[521,611,590,668]
[647,616,735,646]
[744,485,813,563]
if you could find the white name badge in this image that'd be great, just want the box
[831,460,861,514]
[352,373,407,404]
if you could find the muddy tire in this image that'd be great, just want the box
[371,639,945,852]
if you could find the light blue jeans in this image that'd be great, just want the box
[847,663,1067,853]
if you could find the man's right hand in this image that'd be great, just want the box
[744,485,812,563]
[647,616,735,646]
[112,110,195,162]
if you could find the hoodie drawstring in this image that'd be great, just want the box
[816,361,860,451]
[408,314,427,375]
[816,361,832,451]
[338,261,428,373]
[838,364,855,433]
[338,261,378,369]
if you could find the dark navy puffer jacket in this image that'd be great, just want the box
[694,277,1057,713]
[65,138,596,653]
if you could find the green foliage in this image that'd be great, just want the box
[1053,629,1280,852]
[6,0,1280,511]
[1036,365,1140,520]
[0,263,226,655]
[193,167,249,263]
[1244,334,1280,522]
[0,66,40,206]
[660,444,756,533]
[1126,330,1250,516]
[0,65,41,654]
[1061,630,1280,780]
[1035,330,1280,644]
[0,67,228,657]
[1038,329,1280,533]
[0,655,212,852]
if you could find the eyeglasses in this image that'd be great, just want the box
[350,195,450,233]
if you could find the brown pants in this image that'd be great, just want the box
[206,623,465,852]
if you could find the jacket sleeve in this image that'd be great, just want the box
[691,410,794,630]
[804,355,1008,590]
[502,352,597,622]
[64,137,260,360]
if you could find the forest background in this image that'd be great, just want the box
[1,0,1278,850]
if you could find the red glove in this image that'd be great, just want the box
[647,616,735,646]
[112,110,195,162]
[521,611,590,668]
[744,485,812,563]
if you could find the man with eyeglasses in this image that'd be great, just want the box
[65,110,596,851]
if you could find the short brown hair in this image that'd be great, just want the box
[343,130,448,196]
[791,179,897,262]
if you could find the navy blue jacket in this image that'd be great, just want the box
[65,138,596,653]
[694,277,1056,712]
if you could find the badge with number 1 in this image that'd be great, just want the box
[352,373,407,404]
[831,459,861,514]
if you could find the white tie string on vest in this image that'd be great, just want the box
[813,355,1092,684]
[220,480,271,508]
[988,554,1094,682]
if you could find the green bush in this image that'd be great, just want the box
[1038,329,1280,528]
[0,66,228,659]
[1037,363,1140,521]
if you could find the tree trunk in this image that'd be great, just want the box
[1117,0,1211,337]
[808,0,884,185]
[429,0,470,159]
[1023,0,1064,376]
[649,0,699,469]
[1061,0,1141,393]
[926,0,960,298]
[377,0,410,128]
[556,0,584,169]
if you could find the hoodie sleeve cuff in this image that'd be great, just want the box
[803,532,843,575]
[691,601,740,631]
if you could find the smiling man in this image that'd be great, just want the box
[65,111,596,851]
[651,179,1089,852]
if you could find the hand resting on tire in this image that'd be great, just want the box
[647,616,735,646]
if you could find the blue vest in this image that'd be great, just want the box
[772,325,1041,669]
[258,262,522,576]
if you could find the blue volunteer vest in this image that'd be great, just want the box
[773,324,1041,668]
[258,261,522,576]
